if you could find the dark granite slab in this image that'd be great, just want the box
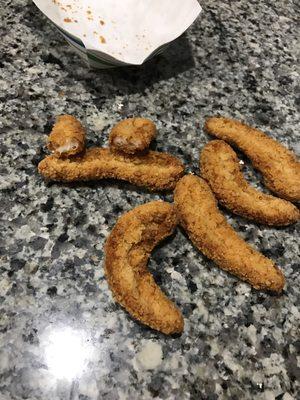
[0,1,299,399]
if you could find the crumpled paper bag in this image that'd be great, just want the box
[33,0,202,68]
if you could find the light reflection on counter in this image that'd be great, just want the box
[43,326,94,381]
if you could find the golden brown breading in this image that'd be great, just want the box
[174,175,285,292]
[48,115,86,158]
[109,118,156,154]
[105,201,184,334]
[204,117,300,202]
[38,148,185,191]
[200,140,300,225]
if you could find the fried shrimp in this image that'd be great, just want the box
[105,201,184,334]
[200,140,300,225]
[109,118,157,154]
[204,117,300,202]
[47,115,86,158]
[38,148,185,191]
[174,175,285,292]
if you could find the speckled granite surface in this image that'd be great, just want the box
[0,1,299,399]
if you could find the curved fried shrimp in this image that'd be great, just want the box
[174,175,285,292]
[204,117,300,202]
[38,148,184,191]
[200,140,300,226]
[109,118,156,154]
[105,201,183,334]
[47,115,86,158]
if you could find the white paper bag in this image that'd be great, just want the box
[33,0,202,68]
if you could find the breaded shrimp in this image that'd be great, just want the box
[174,175,285,292]
[48,115,86,158]
[38,148,185,191]
[109,118,157,155]
[204,117,300,202]
[105,201,184,334]
[200,140,300,225]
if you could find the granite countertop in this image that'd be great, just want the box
[1,1,299,399]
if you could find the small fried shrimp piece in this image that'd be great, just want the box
[200,140,300,225]
[48,115,86,158]
[38,148,185,191]
[174,175,285,293]
[109,118,156,154]
[105,201,184,334]
[204,117,300,202]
